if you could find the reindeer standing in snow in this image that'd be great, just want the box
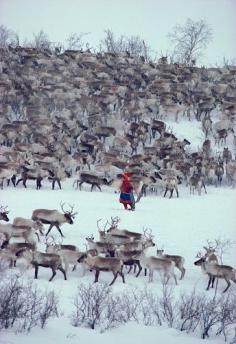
[31,202,78,237]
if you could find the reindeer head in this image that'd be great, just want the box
[60,202,78,224]
[142,227,155,248]
[194,250,206,265]
[0,206,10,222]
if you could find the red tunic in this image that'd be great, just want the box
[121,178,133,193]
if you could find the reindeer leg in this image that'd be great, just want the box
[94,269,100,283]
[58,179,62,189]
[206,275,212,290]
[49,267,57,281]
[223,278,231,293]
[175,187,179,198]
[35,232,40,242]
[45,223,54,236]
[118,271,125,283]
[55,224,64,238]
[109,272,119,286]
[96,184,102,192]
[34,264,39,279]
[180,267,186,280]
[163,188,167,197]
[16,178,22,186]
[136,263,142,277]
[52,180,55,190]
[58,266,67,280]
[211,276,216,288]
[127,265,133,273]
[23,178,27,188]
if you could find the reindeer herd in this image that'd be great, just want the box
[0,206,235,291]
[1,48,236,202]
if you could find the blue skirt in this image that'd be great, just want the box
[119,192,133,204]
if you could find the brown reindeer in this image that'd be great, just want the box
[194,246,236,293]
[31,202,77,237]
[156,249,186,279]
[81,252,125,286]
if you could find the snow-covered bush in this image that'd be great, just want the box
[0,275,59,332]
[70,282,236,341]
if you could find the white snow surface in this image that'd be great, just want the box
[0,179,236,344]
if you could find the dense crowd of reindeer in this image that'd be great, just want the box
[0,48,236,198]
[0,206,235,292]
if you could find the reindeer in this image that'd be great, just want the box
[202,115,212,138]
[0,220,40,246]
[194,251,236,293]
[156,249,185,279]
[31,202,77,237]
[18,249,67,281]
[188,174,207,195]
[12,217,44,240]
[105,217,155,244]
[45,237,84,273]
[0,206,10,222]
[138,251,178,284]
[73,172,113,191]
[117,237,156,277]
[222,147,232,164]
[215,162,224,185]
[96,218,133,246]
[85,234,116,257]
[0,165,17,189]
[163,176,179,198]
[80,252,125,285]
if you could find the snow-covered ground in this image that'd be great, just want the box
[1,178,236,344]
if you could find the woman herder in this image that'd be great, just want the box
[119,172,135,211]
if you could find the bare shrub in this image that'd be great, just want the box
[215,293,236,342]
[100,29,152,61]
[70,283,236,341]
[70,283,110,329]
[199,297,221,339]
[0,275,59,332]
[139,287,162,326]
[177,289,203,332]
[159,282,177,327]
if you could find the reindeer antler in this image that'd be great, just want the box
[60,201,66,213]
[108,216,120,229]
[196,250,203,258]
[60,202,78,217]
[143,227,154,239]
[68,204,78,217]
[97,218,109,233]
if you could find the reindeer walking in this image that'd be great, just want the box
[31,202,78,237]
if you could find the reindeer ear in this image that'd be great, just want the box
[203,246,208,251]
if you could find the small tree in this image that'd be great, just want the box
[26,30,52,51]
[0,25,19,49]
[66,32,91,51]
[100,29,152,61]
[168,18,212,65]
